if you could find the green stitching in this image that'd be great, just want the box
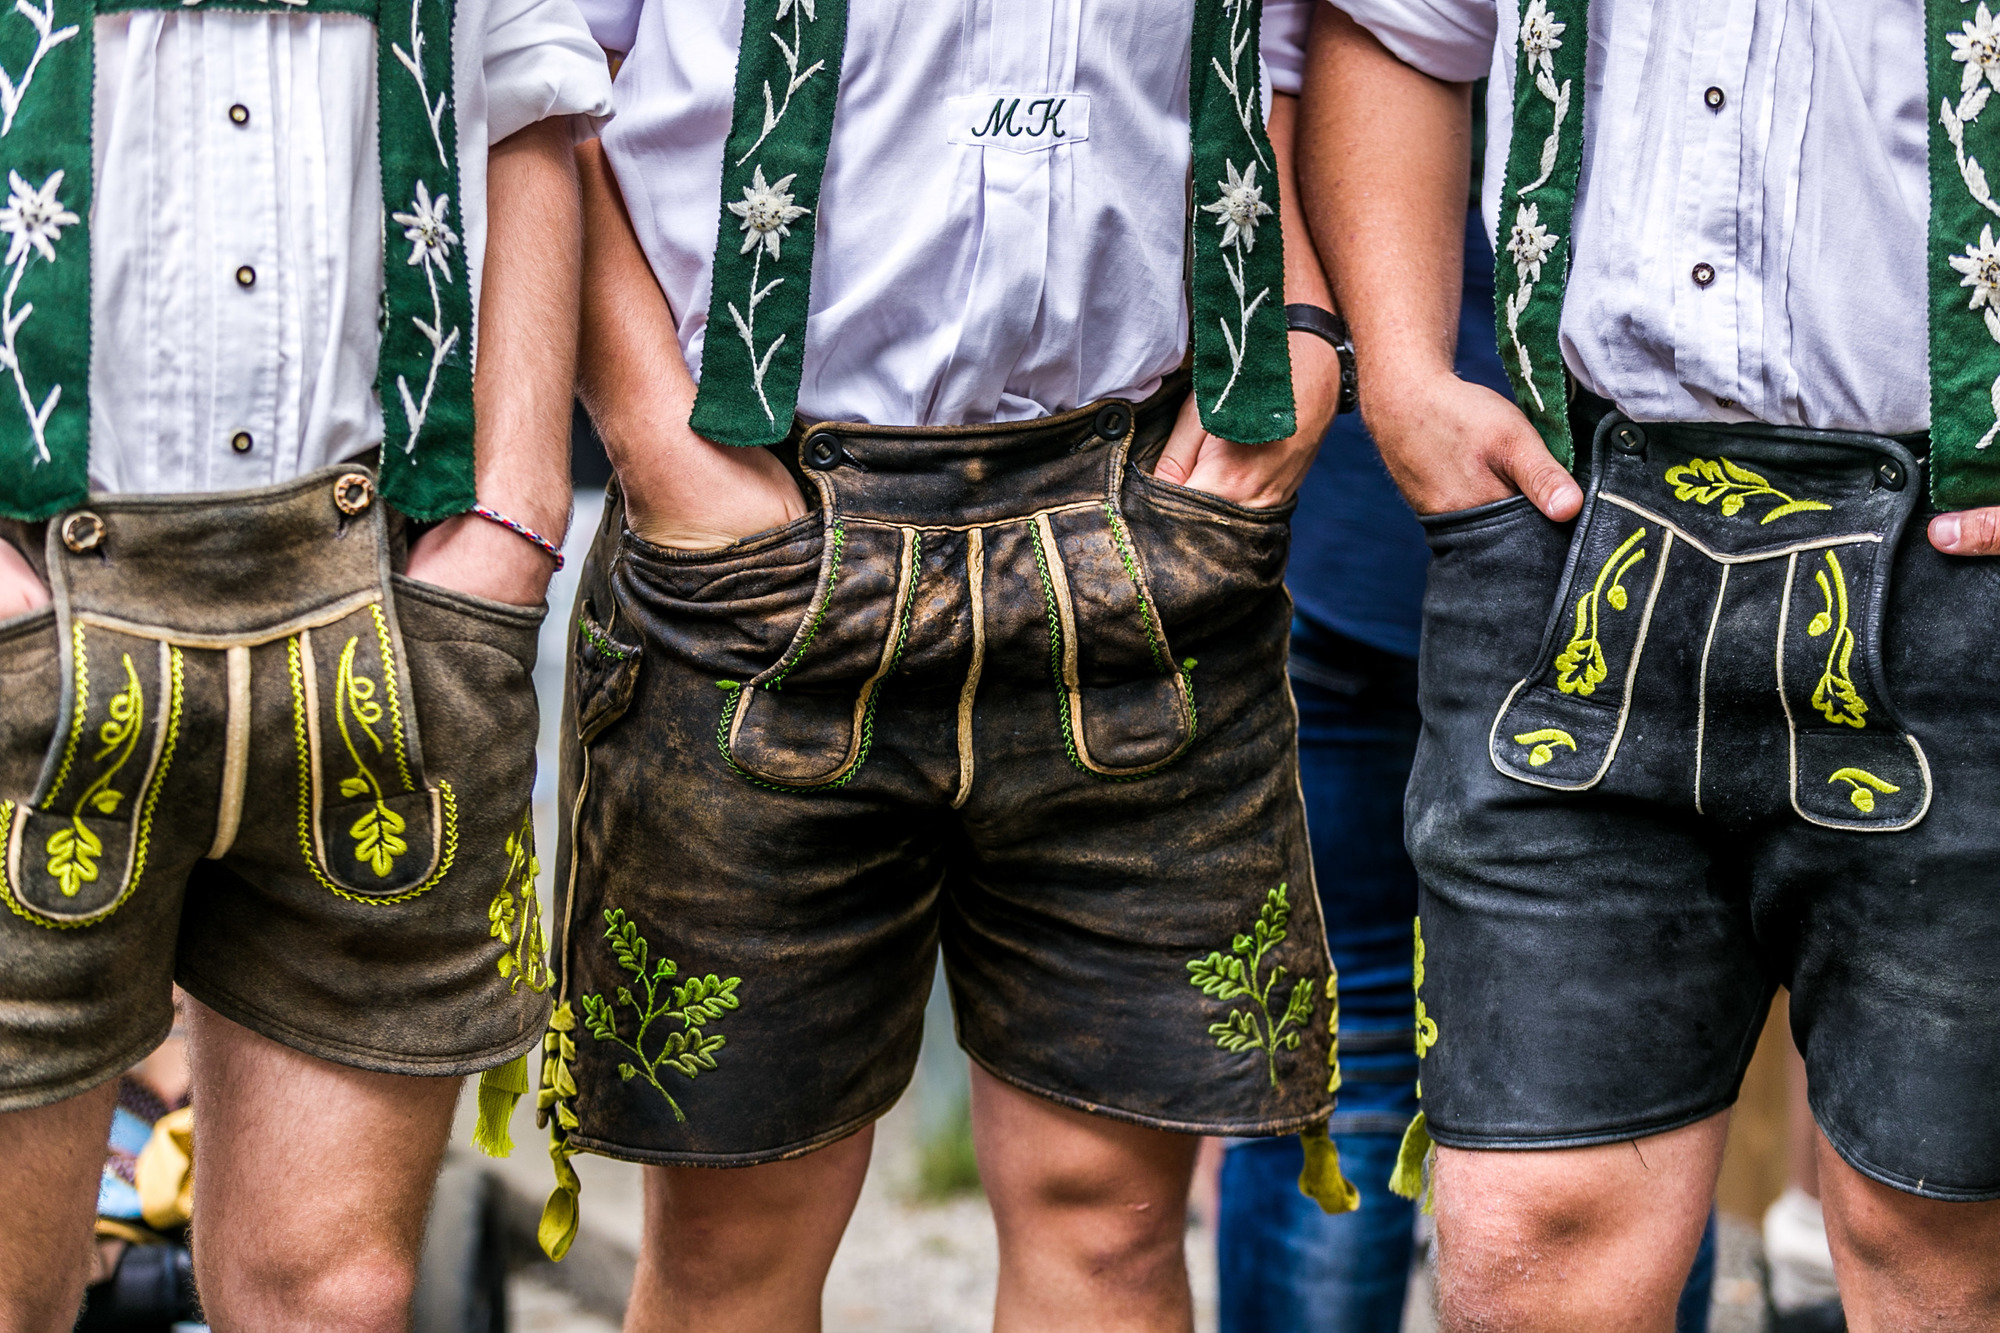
[577,616,629,662]
[766,522,843,690]
[1553,526,1646,696]
[1806,550,1867,728]
[1187,883,1318,1089]
[1413,917,1436,1059]
[579,908,742,1124]
[41,622,87,811]
[1665,457,1832,525]
[713,530,917,793]
[333,636,409,878]
[1829,767,1901,814]
[1102,504,1168,672]
[46,650,144,896]
[489,809,552,993]
[368,604,416,790]
[286,636,457,906]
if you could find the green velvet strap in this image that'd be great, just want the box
[1928,0,2000,508]
[691,0,1298,447]
[0,0,474,522]
[1493,0,1587,470]
[1188,0,1295,444]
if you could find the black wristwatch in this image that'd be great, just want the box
[1285,303,1360,416]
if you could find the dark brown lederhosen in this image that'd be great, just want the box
[546,377,1338,1166]
[0,467,550,1110]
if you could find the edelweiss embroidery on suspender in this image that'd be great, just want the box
[0,0,477,522]
[691,0,1298,448]
[1494,0,1586,467]
[1932,1,2000,506]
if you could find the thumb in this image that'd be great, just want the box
[1153,395,1206,485]
[1499,431,1583,522]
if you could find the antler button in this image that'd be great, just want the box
[60,511,104,553]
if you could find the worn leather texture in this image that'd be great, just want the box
[550,381,1337,1166]
[1408,414,2000,1200]
[0,468,550,1111]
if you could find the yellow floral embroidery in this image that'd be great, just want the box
[1806,550,1866,729]
[1830,767,1900,814]
[333,636,408,878]
[1554,527,1647,696]
[490,812,552,994]
[1513,728,1577,767]
[47,652,144,897]
[1665,457,1831,525]
[1412,917,1437,1059]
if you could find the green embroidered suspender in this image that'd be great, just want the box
[1499,0,2000,507]
[689,0,1297,448]
[0,0,475,522]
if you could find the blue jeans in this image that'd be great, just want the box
[1218,628,1716,1332]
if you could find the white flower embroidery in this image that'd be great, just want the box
[728,167,810,261]
[1507,203,1558,285]
[1202,160,1272,254]
[392,182,463,454]
[735,0,828,167]
[0,168,76,266]
[774,0,814,18]
[391,0,449,167]
[1205,0,1270,174]
[392,181,458,282]
[1954,4,2000,98]
[1953,224,2000,314]
[1519,0,1565,78]
[0,0,79,139]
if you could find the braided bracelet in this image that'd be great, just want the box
[471,504,565,571]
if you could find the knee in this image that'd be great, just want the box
[1001,1163,1189,1288]
[196,1242,418,1333]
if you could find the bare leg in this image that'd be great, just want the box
[1430,1112,1729,1333]
[0,1081,118,1333]
[623,1125,873,1333]
[1817,1139,2000,1330]
[181,997,462,1333]
[972,1066,1200,1333]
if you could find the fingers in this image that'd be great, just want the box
[1498,431,1583,522]
[1152,396,1207,485]
[1929,506,2000,555]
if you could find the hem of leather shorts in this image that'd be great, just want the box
[0,1015,175,1114]
[1421,1099,1732,1154]
[558,1078,908,1169]
[1814,1115,2000,1202]
[175,970,549,1077]
[962,1045,1333,1139]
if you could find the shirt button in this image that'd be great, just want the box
[1692,262,1716,287]
[235,265,256,288]
[228,103,249,126]
[1704,86,1726,111]
[1716,396,1737,410]
[230,431,254,454]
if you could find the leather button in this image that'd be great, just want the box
[1704,86,1725,110]
[1876,459,1906,492]
[230,430,253,454]
[1611,424,1647,455]
[61,511,104,553]
[1692,262,1716,287]
[235,265,256,288]
[229,103,249,126]
[806,436,843,470]
[1093,403,1131,442]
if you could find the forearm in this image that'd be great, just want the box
[1299,7,1471,402]
[1268,91,1341,441]
[473,116,584,542]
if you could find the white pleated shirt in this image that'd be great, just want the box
[87,0,613,496]
[580,0,1312,428]
[1333,0,1931,435]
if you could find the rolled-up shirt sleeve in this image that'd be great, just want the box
[483,0,616,144]
[1263,0,1312,96]
[1328,0,1497,84]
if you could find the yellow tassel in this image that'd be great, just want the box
[472,1053,530,1158]
[539,1129,582,1261]
[1296,1131,1361,1215]
[1389,1111,1435,1213]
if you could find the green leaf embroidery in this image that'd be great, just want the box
[487,811,551,993]
[1186,883,1320,1089]
[1806,550,1868,729]
[1553,527,1646,697]
[581,908,744,1123]
[1664,457,1831,525]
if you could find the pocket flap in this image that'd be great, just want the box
[574,604,644,745]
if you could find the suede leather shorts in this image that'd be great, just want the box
[0,468,551,1111]
[1408,411,2000,1200]
[546,379,1338,1167]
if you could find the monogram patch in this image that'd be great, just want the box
[946,94,1091,152]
